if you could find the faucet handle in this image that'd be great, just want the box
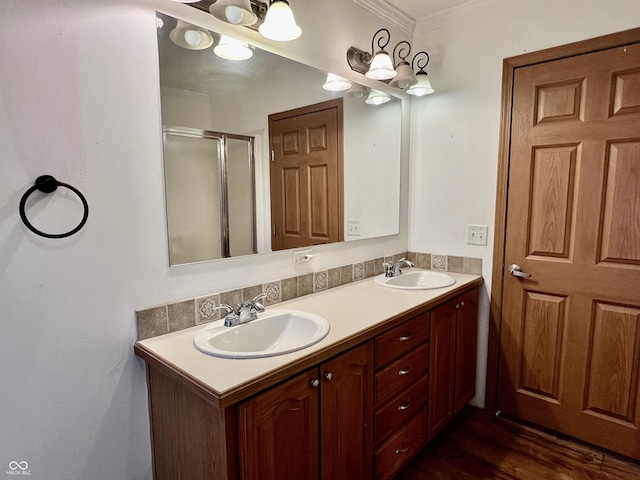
[382,262,394,278]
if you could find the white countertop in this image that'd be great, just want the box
[136,271,482,404]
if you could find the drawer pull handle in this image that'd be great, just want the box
[397,401,411,411]
[399,334,412,342]
[395,446,410,454]
[398,366,412,376]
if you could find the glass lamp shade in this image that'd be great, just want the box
[209,0,257,26]
[169,20,214,50]
[323,73,352,92]
[390,62,418,89]
[365,89,391,105]
[365,50,397,80]
[258,0,302,41]
[214,35,253,60]
[406,71,435,96]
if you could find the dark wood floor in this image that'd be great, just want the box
[396,407,640,480]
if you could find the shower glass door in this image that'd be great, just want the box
[163,127,256,265]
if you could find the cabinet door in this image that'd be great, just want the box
[321,342,374,480]
[428,300,457,440]
[454,288,479,413]
[238,369,320,480]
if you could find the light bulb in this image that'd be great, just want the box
[184,30,201,47]
[225,6,243,24]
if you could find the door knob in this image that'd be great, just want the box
[509,264,531,279]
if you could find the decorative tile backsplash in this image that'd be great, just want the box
[136,251,482,340]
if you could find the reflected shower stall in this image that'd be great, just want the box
[163,127,257,265]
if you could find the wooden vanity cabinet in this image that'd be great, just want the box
[237,341,374,480]
[427,287,479,440]
[139,282,481,480]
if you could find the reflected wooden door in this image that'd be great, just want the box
[498,41,640,459]
[269,99,344,251]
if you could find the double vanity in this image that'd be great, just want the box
[135,269,482,479]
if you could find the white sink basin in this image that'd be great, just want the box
[374,270,456,290]
[193,309,330,359]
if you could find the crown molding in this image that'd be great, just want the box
[354,0,416,36]
[414,0,514,36]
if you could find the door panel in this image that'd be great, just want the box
[498,41,640,459]
[269,99,343,250]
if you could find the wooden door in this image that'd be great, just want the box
[238,369,320,480]
[454,288,479,413]
[497,41,640,459]
[428,301,456,440]
[320,342,374,480]
[269,99,344,250]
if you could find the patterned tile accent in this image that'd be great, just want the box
[432,254,448,271]
[352,262,365,281]
[313,271,328,292]
[135,250,484,340]
[263,281,281,306]
[196,294,221,324]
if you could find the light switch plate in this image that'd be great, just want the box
[466,225,488,245]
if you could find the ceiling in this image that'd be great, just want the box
[377,0,474,21]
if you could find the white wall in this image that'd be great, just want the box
[409,0,640,407]
[0,1,410,479]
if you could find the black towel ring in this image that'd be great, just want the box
[19,175,89,239]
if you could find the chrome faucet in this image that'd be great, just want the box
[382,257,415,278]
[220,293,267,327]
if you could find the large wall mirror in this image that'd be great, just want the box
[156,12,402,266]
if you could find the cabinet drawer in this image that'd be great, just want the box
[374,376,428,444]
[374,408,427,480]
[375,343,429,404]
[376,312,429,368]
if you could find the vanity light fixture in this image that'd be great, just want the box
[347,28,397,81]
[406,51,435,96]
[364,89,391,105]
[258,0,302,41]
[169,0,200,3]
[214,35,254,60]
[389,41,417,90]
[169,20,214,50]
[209,0,257,26]
[322,73,352,92]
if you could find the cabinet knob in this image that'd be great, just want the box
[398,366,412,376]
[398,334,412,342]
[460,301,465,307]
[324,372,333,381]
[310,379,320,388]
